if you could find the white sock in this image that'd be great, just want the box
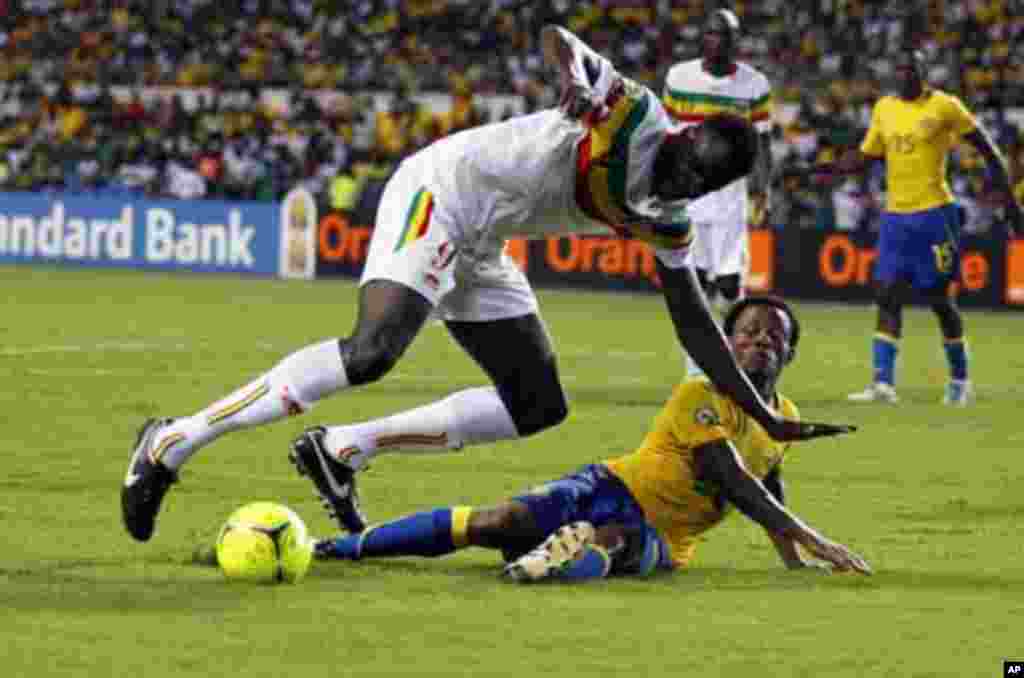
[323,386,519,471]
[159,339,348,470]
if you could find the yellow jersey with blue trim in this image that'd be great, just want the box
[603,379,798,567]
[860,89,978,213]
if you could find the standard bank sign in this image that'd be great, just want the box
[0,192,281,275]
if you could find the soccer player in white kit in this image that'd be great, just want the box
[122,25,852,542]
[663,9,774,376]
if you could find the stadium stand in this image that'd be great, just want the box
[0,0,1021,235]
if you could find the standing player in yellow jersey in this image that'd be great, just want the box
[833,48,1022,405]
[663,9,774,379]
[313,297,871,581]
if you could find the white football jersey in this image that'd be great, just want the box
[663,59,773,219]
[403,29,692,256]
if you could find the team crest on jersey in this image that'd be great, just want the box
[695,406,720,426]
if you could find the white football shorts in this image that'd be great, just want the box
[685,197,749,278]
[360,159,539,322]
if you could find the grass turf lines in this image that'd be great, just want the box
[2,265,1023,677]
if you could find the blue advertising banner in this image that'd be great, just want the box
[0,192,282,276]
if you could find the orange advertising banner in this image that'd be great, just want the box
[1007,239,1024,305]
[747,229,774,292]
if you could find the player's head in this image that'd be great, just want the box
[892,46,927,97]
[701,8,740,65]
[723,296,799,388]
[656,113,759,200]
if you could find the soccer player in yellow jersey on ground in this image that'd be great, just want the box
[831,47,1022,406]
[314,297,871,582]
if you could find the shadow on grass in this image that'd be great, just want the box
[2,554,285,614]
[313,558,1024,596]
[309,556,503,582]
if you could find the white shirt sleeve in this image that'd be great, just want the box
[551,27,620,105]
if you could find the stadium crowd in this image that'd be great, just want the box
[1,0,1023,234]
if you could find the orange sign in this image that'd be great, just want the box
[1007,239,1024,304]
[960,251,989,292]
[819,234,877,286]
[319,214,371,264]
[817,234,996,294]
[505,238,528,272]
[543,235,661,286]
[747,229,774,291]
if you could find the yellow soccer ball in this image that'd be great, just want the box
[215,502,314,584]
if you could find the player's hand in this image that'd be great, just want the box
[764,418,857,442]
[800,536,872,575]
[749,190,770,227]
[558,80,601,121]
[1004,198,1024,236]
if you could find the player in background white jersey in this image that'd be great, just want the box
[122,26,853,543]
[663,9,774,377]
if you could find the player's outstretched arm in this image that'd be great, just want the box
[656,260,855,442]
[540,24,612,121]
[693,439,872,575]
[762,467,808,569]
[763,467,830,571]
[964,127,1023,234]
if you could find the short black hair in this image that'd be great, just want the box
[707,8,741,34]
[722,295,800,350]
[699,113,760,192]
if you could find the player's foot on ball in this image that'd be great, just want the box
[503,521,596,583]
[943,379,974,406]
[121,418,179,542]
[847,382,899,404]
[289,427,367,534]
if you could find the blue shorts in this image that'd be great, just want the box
[874,203,963,291]
[511,464,673,576]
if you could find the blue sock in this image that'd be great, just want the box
[322,507,473,560]
[944,338,968,381]
[872,334,898,386]
[556,545,612,581]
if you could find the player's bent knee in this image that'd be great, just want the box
[342,332,408,385]
[874,286,901,315]
[468,502,539,548]
[510,389,568,437]
[494,354,568,436]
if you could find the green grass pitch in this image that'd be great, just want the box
[2,265,1023,677]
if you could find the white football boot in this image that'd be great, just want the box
[942,380,974,406]
[503,522,596,582]
[847,382,899,404]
